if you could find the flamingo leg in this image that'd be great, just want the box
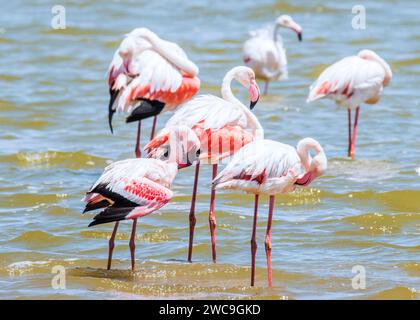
[150,115,157,140]
[188,161,200,262]
[250,194,259,286]
[347,108,352,158]
[129,218,137,272]
[208,164,218,263]
[107,221,119,270]
[264,80,269,95]
[265,195,275,287]
[135,121,142,158]
[349,106,360,160]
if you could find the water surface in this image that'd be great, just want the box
[0,0,419,299]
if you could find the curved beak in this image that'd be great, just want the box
[289,21,303,42]
[178,161,193,170]
[249,79,260,110]
[295,171,314,186]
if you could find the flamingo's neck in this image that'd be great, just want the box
[143,32,199,77]
[221,71,264,140]
[296,138,327,175]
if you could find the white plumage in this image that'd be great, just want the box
[307,53,390,109]
[213,140,303,194]
[166,94,248,130]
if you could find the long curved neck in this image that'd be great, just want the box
[221,71,264,140]
[143,33,198,76]
[273,24,281,42]
[297,138,325,172]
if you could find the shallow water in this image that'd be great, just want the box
[0,0,419,299]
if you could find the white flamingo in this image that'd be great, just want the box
[107,28,200,157]
[243,15,302,94]
[145,66,263,263]
[307,49,392,159]
[213,138,327,286]
[82,126,200,271]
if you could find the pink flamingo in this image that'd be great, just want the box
[107,28,200,158]
[243,15,302,94]
[145,66,263,263]
[82,126,200,271]
[307,49,392,159]
[213,138,327,286]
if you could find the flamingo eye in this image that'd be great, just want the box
[196,149,201,158]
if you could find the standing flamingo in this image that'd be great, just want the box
[107,27,200,158]
[243,15,302,94]
[145,66,263,263]
[307,49,392,159]
[213,138,327,286]
[82,126,201,271]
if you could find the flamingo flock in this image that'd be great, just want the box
[82,15,392,288]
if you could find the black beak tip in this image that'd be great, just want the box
[298,33,302,42]
[250,99,258,110]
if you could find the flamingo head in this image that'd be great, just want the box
[295,138,327,186]
[275,15,303,41]
[358,49,392,86]
[232,66,261,109]
[145,126,201,169]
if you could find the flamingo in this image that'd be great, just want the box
[145,66,263,263]
[82,126,201,271]
[107,27,200,158]
[243,15,302,94]
[213,138,327,286]
[307,49,392,159]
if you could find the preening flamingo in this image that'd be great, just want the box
[213,138,327,286]
[243,15,302,94]
[145,66,263,263]
[307,49,392,159]
[82,126,201,271]
[107,28,200,158]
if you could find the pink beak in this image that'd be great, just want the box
[249,79,260,109]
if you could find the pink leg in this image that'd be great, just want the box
[347,108,352,158]
[135,121,142,158]
[349,106,360,160]
[135,120,141,158]
[208,164,218,263]
[150,115,157,140]
[107,221,119,270]
[129,218,137,271]
[265,195,275,287]
[188,161,200,262]
[250,194,259,286]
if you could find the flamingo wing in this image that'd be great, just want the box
[166,95,247,130]
[83,158,174,226]
[116,50,199,114]
[307,56,385,105]
[213,140,302,192]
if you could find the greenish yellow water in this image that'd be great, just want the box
[0,0,419,299]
